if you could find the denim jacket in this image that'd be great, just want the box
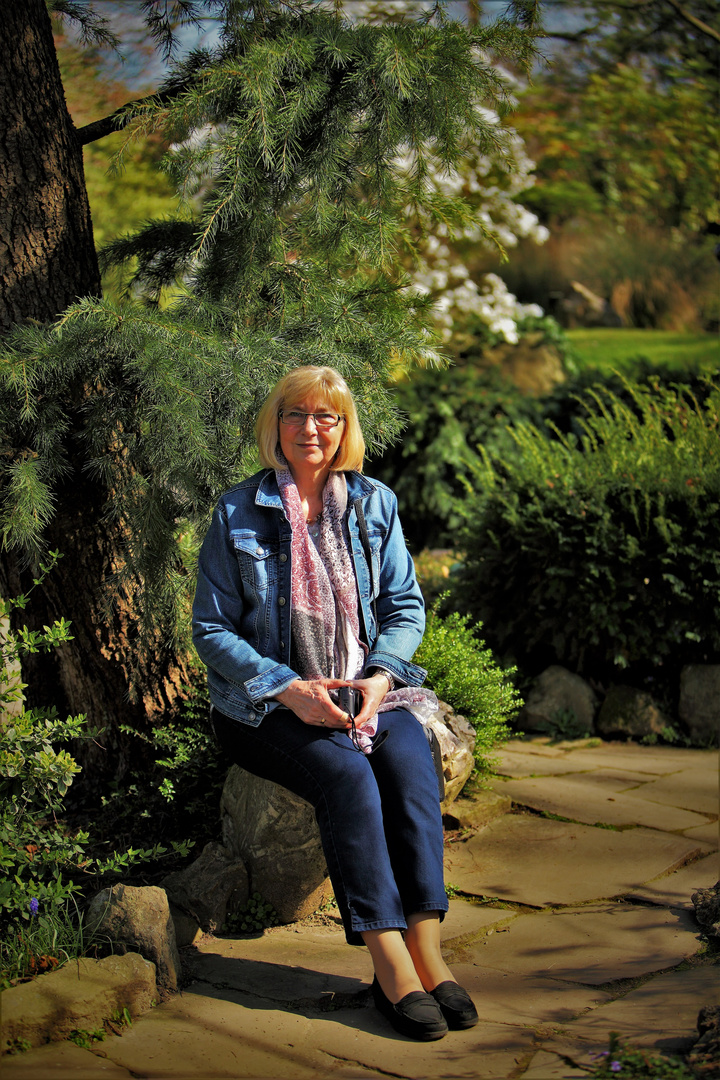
[192,469,427,726]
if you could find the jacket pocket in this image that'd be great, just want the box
[231,531,280,594]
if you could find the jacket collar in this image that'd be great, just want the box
[254,468,377,510]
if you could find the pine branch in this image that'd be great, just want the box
[661,0,720,43]
[75,84,192,145]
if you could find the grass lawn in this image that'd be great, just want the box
[566,328,720,375]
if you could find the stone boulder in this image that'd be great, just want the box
[478,332,566,395]
[220,701,475,925]
[597,685,668,741]
[519,666,597,735]
[0,953,156,1053]
[162,840,249,939]
[552,279,623,329]
[692,881,720,939]
[687,1005,720,1077]
[679,665,720,746]
[442,788,511,831]
[221,769,333,924]
[86,884,182,993]
[425,701,476,811]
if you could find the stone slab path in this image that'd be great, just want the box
[3,738,718,1079]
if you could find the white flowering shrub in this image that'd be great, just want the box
[341,1,550,344]
[402,130,549,345]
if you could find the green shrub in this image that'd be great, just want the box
[91,674,225,865]
[0,555,191,980]
[369,364,541,549]
[451,379,720,697]
[0,556,88,920]
[0,896,110,990]
[413,603,522,778]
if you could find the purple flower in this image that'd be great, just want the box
[610,1063,622,1073]
[29,898,39,917]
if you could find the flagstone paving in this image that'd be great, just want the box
[3,738,718,1079]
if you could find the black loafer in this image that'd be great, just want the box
[430,981,479,1029]
[371,977,448,1040]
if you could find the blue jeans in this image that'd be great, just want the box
[211,707,448,945]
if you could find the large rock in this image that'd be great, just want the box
[0,953,156,1052]
[687,1005,720,1077]
[86,884,182,993]
[692,881,720,939]
[162,840,249,938]
[220,702,475,925]
[679,665,720,746]
[221,769,333,924]
[597,685,668,741]
[478,332,566,395]
[426,701,476,811]
[519,666,597,735]
[442,788,511,831]
[553,280,623,329]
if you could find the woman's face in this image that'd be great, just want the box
[278,396,345,478]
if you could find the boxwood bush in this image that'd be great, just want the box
[413,603,522,778]
[449,379,720,696]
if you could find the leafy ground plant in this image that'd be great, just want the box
[224,893,280,935]
[0,555,191,982]
[534,708,592,743]
[413,601,522,778]
[67,1028,105,1049]
[590,1033,694,1078]
[0,896,108,989]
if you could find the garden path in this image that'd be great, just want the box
[3,737,718,1080]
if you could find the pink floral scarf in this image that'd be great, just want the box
[276,467,437,751]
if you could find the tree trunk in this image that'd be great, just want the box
[0,0,190,791]
[0,0,101,332]
[0,458,192,793]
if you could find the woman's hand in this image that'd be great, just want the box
[346,673,392,729]
[275,679,352,728]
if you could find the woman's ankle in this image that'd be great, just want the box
[362,928,425,1003]
[404,912,455,992]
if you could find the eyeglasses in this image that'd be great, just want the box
[279,411,344,429]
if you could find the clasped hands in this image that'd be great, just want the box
[275,673,391,729]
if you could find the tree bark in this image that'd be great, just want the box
[0,447,192,792]
[0,0,101,333]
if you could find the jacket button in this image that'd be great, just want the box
[256,546,264,555]
[278,596,286,606]
[280,553,287,562]
[247,712,256,721]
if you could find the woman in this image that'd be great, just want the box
[192,366,478,1040]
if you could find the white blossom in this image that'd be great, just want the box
[344,0,550,343]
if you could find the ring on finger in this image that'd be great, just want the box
[321,717,326,725]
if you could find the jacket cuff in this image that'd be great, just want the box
[365,652,427,688]
[244,665,300,702]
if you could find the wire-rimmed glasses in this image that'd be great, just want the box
[279,410,344,429]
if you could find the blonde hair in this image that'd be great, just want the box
[256,366,365,472]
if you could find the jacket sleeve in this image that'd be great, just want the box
[191,504,299,703]
[361,487,428,687]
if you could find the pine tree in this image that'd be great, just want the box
[0,0,538,785]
